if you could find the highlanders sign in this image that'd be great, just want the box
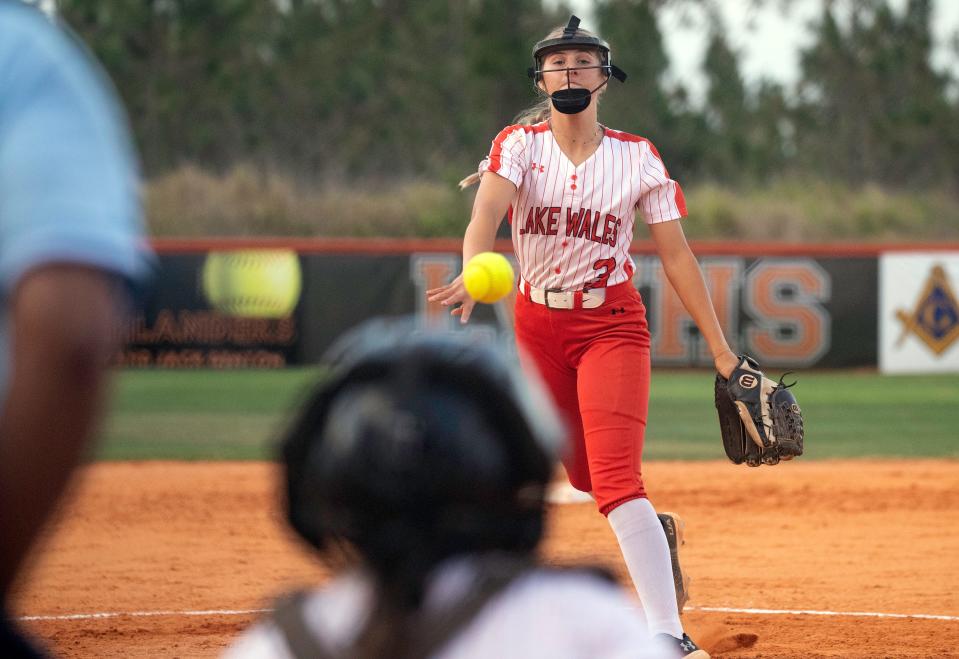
[880,253,959,373]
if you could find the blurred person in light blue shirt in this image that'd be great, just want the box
[0,1,152,655]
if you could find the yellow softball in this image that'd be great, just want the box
[463,252,515,304]
[201,249,302,318]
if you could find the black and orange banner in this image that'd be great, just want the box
[117,239,954,369]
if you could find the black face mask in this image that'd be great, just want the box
[550,88,591,114]
[542,65,611,115]
[550,81,610,114]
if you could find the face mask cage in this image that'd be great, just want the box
[531,52,619,115]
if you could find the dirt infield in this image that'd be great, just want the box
[10,460,959,658]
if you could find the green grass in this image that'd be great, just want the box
[94,368,959,461]
[96,368,322,460]
[645,370,959,460]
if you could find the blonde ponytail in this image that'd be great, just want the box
[457,171,482,190]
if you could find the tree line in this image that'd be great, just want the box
[60,0,959,193]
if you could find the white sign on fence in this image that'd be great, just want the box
[879,253,959,373]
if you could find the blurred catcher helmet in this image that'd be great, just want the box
[528,15,627,114]
[281,319,565,569]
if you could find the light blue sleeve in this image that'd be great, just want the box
[0,5,152,293]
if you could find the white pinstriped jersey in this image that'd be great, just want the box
[479,121,687,291]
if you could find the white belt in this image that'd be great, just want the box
[520,277,606,310]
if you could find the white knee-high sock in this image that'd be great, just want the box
[606,497,683,638]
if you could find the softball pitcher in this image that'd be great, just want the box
[428,16,740,659]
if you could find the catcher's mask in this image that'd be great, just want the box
[281,319,565,568]
[528,15,627,115]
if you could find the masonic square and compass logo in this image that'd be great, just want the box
[895,264,959,355]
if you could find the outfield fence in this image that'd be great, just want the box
[117,239,959,371]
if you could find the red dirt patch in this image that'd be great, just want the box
[10,460,959,658]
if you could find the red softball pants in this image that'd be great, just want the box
[514,280,652,516]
